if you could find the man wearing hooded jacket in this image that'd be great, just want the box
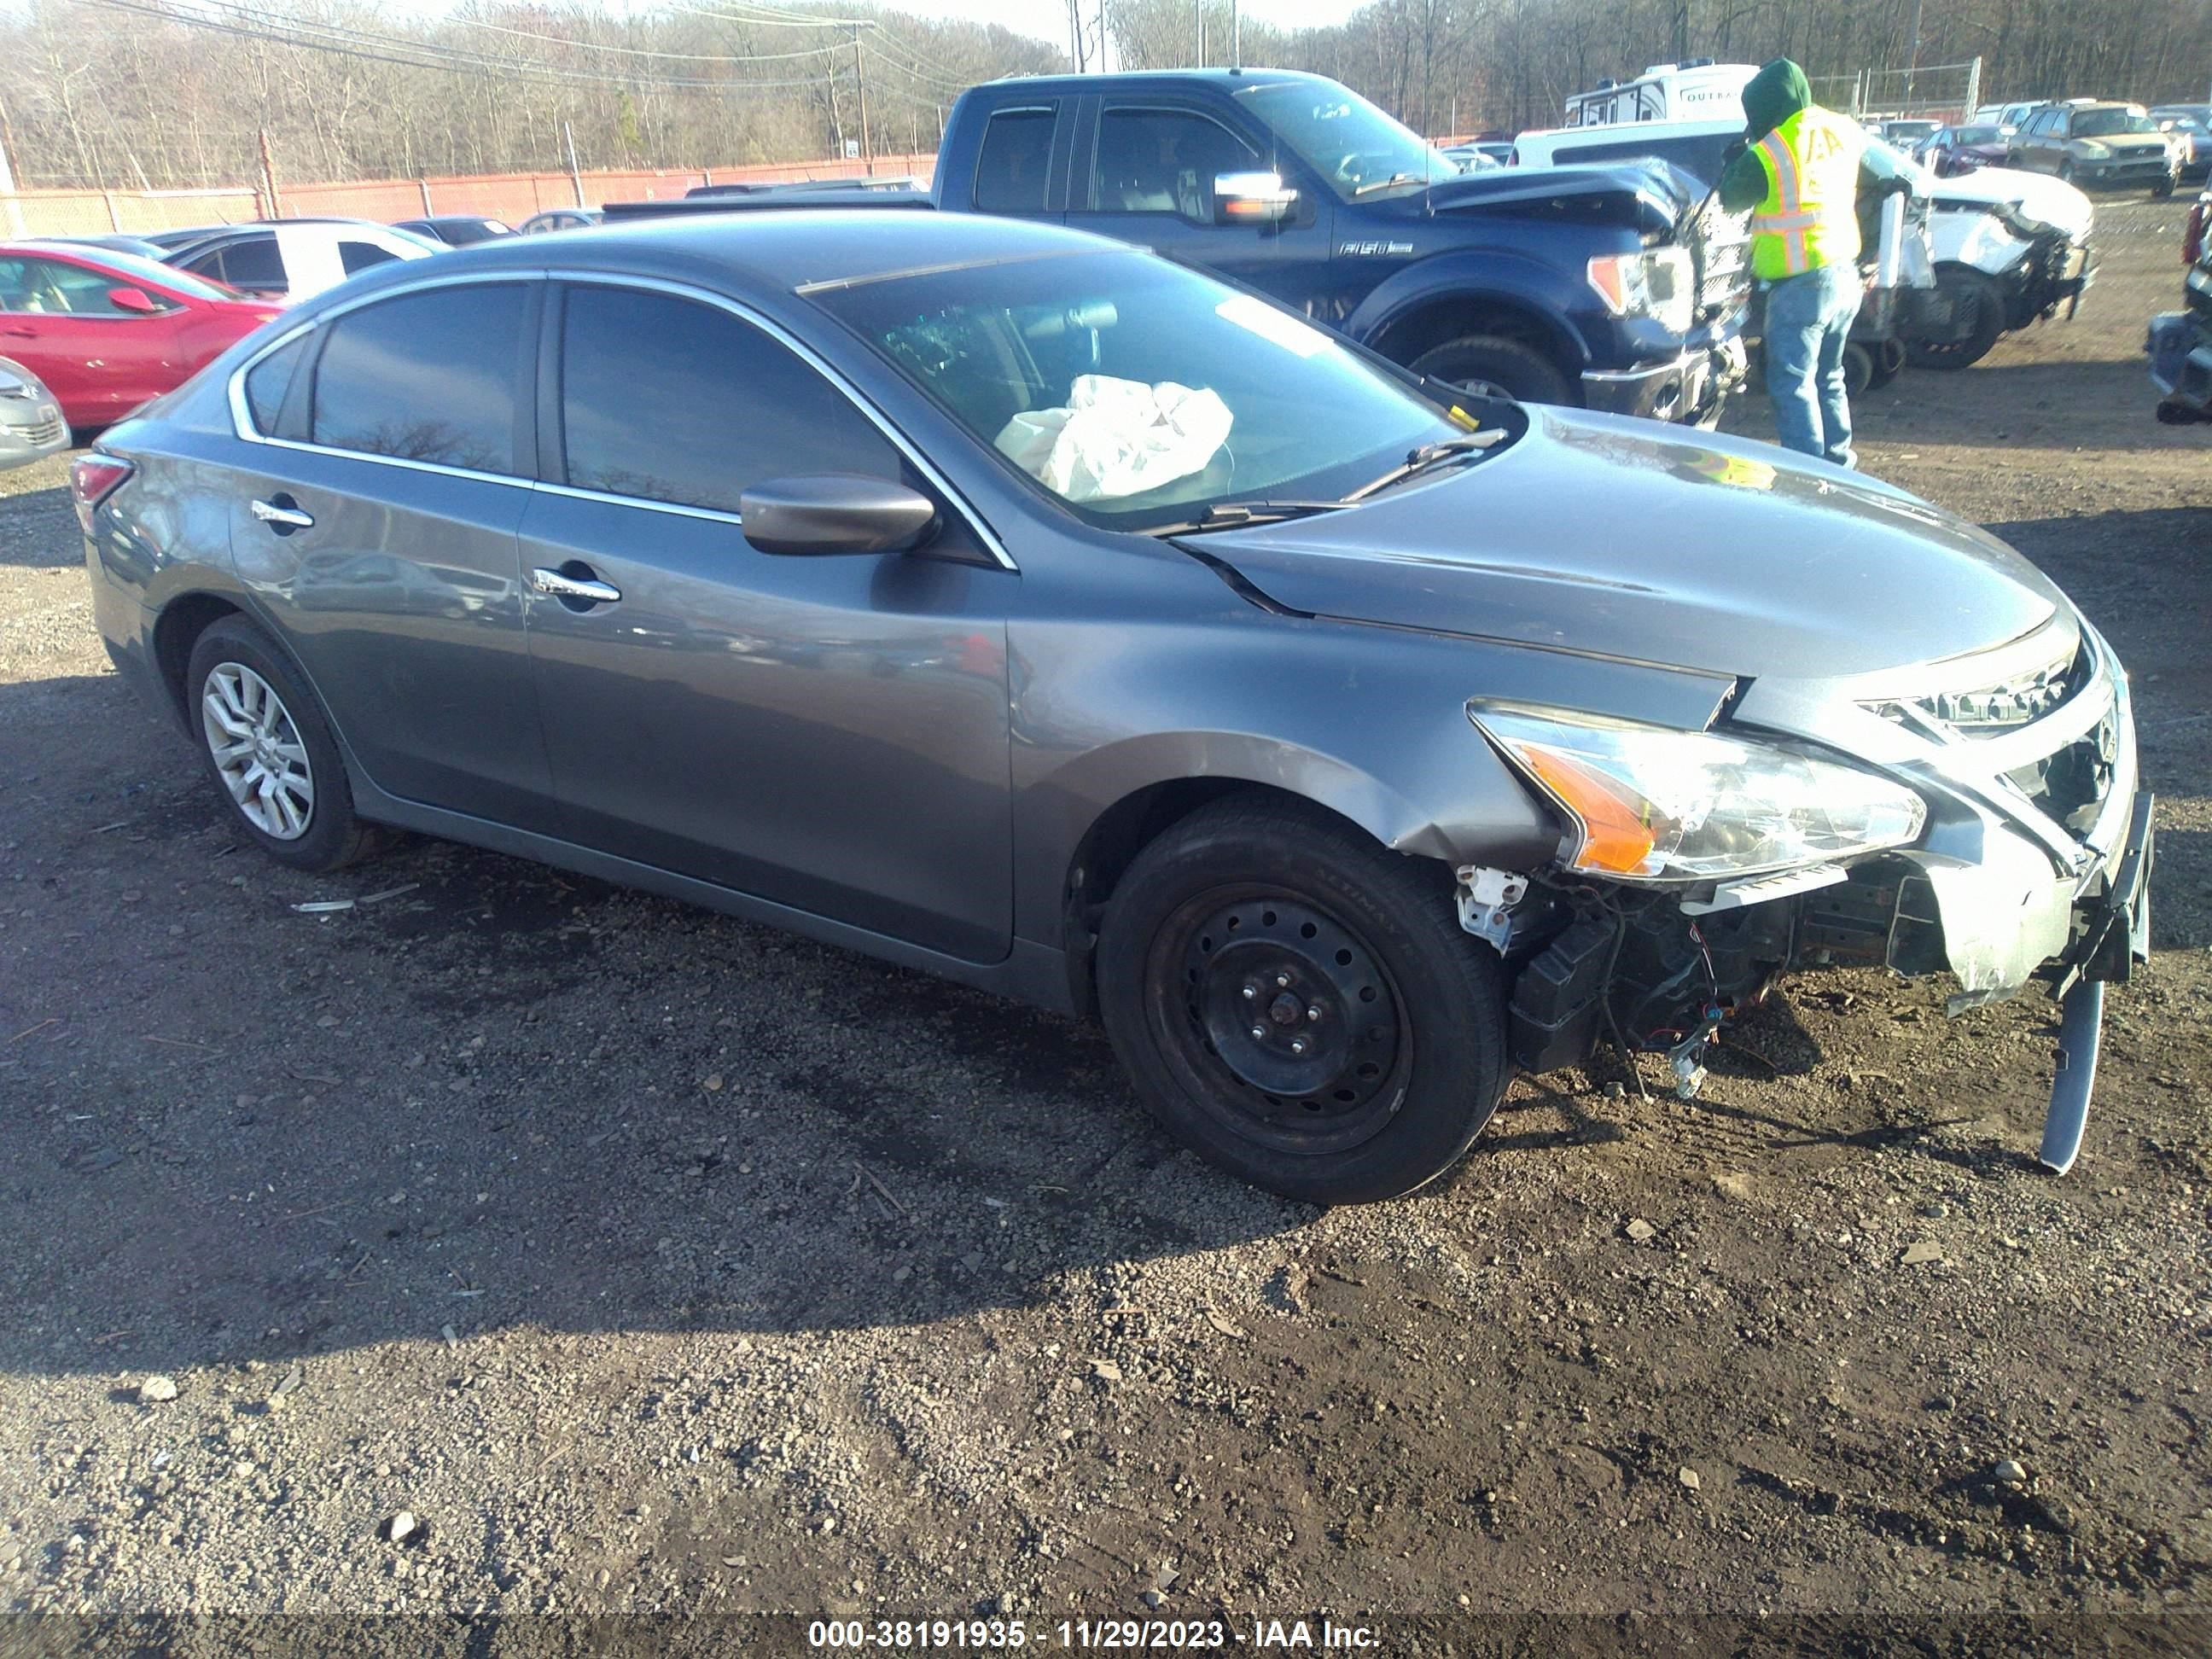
[1719,59,1912,468]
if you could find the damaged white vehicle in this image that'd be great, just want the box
[1906,163,2097,367]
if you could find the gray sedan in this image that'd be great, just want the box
[0,354,67,470]
[74,212,2150,1202]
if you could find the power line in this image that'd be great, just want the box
[454,16,844,64]
[88,0,845,91]
[861,40,969,94]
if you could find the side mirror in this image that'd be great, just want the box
[107,286,163,315]
[1214,171,1298,225]
[738,474,938,556]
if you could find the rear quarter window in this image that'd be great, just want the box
[243,332,308,434]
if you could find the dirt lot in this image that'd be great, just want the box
[1,199,2208,1649]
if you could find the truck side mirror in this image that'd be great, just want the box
[1214,172,1298,226]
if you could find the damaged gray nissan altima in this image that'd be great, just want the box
[76,212,2151,1204]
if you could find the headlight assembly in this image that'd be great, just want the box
[1473,705,1927,884]
[1586,247,1696,335]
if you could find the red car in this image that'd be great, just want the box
[0,242,281,431]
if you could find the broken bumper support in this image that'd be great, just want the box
[2038,788,2154,1175]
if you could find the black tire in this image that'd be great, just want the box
[2057,161,2076,185]
[1842,341,1874,399]
[1095,795,1508,1205]
[1868,337,1907,388]
[1407,334,1574,405]
[1905,265,2006,370]
[185,616,385,872]
[2153,172,2177,200]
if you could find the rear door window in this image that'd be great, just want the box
[309,282,530,474]
[208,236,285,291]
[974,106,1057,212]
[557,284,899,514]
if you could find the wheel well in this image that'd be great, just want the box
[151,594,244,725]
[1368,296,1581,382]
[1059,778,1407,1016]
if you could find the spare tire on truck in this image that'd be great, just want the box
[1904,265,2005,370]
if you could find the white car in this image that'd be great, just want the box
[163,220,439,303]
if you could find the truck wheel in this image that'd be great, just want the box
[1869,337,1907,387]
[2153,172,2177,200]
[1842,341,1874,399]
[1905,266,2005,370]
[1095,795,1508,1205]
[1408,335,1573,405]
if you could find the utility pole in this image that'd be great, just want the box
[852,26,873,172]
[563,121,585,207]
[1195,0,1203,67]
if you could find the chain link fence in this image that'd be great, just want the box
[0,153,937,240]
[1809,58,1984,123]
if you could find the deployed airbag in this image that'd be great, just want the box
[995,374,1232,502]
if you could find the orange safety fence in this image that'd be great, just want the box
[0,153,938,241]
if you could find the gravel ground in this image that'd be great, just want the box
[0,198,2207,1647]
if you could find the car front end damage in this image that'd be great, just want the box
[1468,614,2151,1174]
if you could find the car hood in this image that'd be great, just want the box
[1186,409,2070,684]
[1934,165,2095,240]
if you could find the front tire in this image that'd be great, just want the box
[1407,335,1574,405]
[186,617,384,872]
[1095,796,1508,1205]
[1905,265,2006,370]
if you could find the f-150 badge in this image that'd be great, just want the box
[1336,240,1414,256]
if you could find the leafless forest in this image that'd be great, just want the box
[2,0,2208,190]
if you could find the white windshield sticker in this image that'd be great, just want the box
[1214,294,1334,358]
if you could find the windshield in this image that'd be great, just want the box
[808,249,1465,530]
[1950,126,2003,145]
[1233,80,1456,200]
[2075,109,2158,138]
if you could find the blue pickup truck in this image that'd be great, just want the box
[608,70,1750,423]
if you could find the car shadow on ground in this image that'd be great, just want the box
[0,672,2115,1382]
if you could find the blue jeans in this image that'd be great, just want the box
[1763,264,1863,468]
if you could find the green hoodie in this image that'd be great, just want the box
[1718,57,1909,220]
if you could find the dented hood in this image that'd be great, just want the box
[1418,160,1696,230]
[1190,409,2069,682]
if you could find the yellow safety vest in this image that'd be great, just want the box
[1749,106,1865,280]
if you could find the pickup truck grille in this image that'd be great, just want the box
[1686,202,1751,322]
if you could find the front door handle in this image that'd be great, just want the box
[250,496,313,532]
[531,566,622,606]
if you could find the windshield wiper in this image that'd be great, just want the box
[1351,171,1427,197]
[1342,429,1508,502]
[1144,500,1349,538]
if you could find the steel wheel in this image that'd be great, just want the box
[201,661,314,840]
[1151,887,1414,1157]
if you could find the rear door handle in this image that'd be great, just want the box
[250,497,314,532]
[531,566,622,606]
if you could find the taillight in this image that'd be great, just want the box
[71,454,134,536]
[2185,198,2209,265]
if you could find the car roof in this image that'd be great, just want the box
[965,67,1322,96]
[352,209,1124,302]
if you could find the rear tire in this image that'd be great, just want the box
[1095,795,1508,1205]
[2153,172,2177,200]
[1407,335,1574,405]
[1868,337,1907,388]
[186,617,386,873]
[1905,265,2006,370]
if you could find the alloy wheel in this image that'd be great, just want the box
[201,661,315,840]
